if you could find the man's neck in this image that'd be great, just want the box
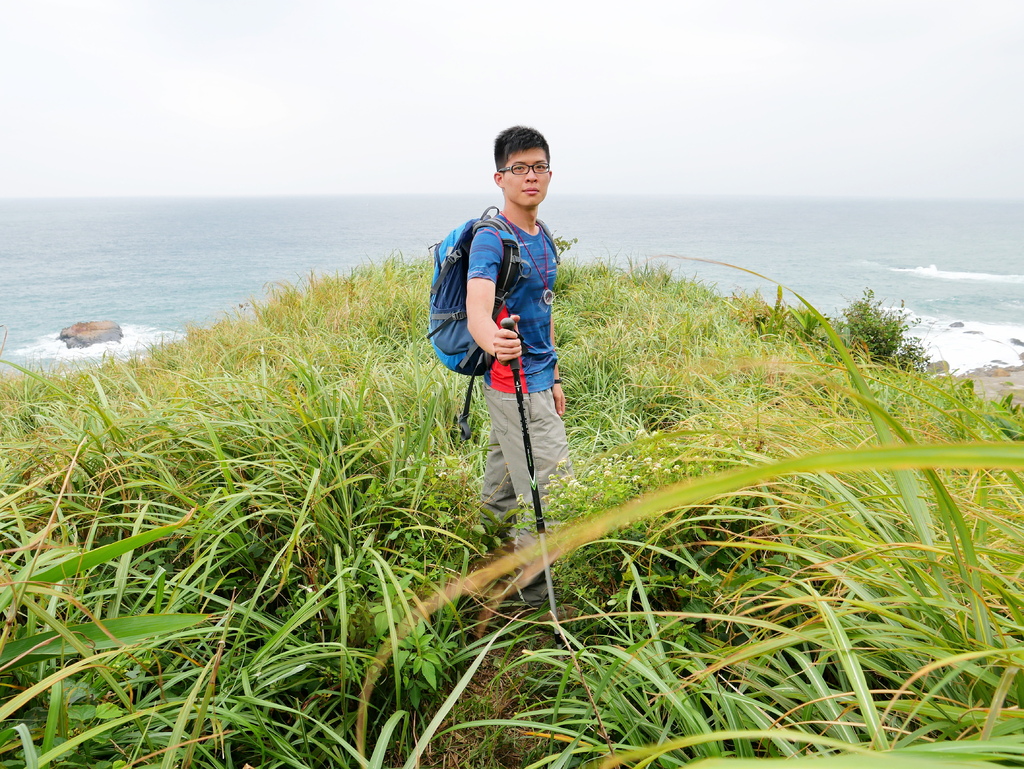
[500,203,539,235]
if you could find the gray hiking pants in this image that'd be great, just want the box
[482,384,573,607]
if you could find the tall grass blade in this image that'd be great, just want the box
[0,614,207,669]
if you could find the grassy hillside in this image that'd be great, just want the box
[2,257,1024,769]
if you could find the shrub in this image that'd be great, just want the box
[551,233,578,255]
[834,288,930,371]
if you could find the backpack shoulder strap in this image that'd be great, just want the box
[471,206,513,238]
[469,208,522,319]
[537,219,560,265]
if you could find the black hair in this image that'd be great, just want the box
[493,125,550,170]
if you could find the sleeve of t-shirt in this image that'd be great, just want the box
[467,227,504,282]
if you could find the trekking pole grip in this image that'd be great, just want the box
[499,318,522,371]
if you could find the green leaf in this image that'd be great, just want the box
[0,614,207,669]
[66,704,96,722]
[692,756,996,768]
[0,516,192,615]
[421,660,437,690]
[94,703,125,720]
[27,521,187,585]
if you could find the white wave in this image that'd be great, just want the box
[911,315,1024,373]
[11,325,183,367]
[893,265,1024,284]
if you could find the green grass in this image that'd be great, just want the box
[2,256,1023,768]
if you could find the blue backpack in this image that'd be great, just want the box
[428,206,521,376]
[428,206,526,440]
[428,206,557,439]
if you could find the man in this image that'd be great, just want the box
[465,125,571,609]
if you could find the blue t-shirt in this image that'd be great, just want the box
[467,219,557,393]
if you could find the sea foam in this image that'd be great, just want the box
[9,325,182,368]
[912,316,1024,373]
[893,265,1024,284]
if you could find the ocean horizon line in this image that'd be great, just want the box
[3,192,1024,203]
[4,194,1021,373]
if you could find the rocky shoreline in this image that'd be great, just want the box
[961,364,1024,406]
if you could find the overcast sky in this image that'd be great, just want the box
[2,0,1023,199]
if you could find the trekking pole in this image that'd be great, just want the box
[499,319,618,758]
[499,318,561,625]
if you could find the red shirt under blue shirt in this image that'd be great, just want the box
[467,217,558,394]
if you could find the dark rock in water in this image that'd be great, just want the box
[59,321,123,349]
[965,330,983,335]
[949,321,965,328]
[1011,338,1024,347]
[926,360,950,374]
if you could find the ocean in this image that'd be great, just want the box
[2,195,1022,374]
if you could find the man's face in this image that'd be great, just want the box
[494,148,552,209]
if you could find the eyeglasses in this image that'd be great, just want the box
[497,162,551,175]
